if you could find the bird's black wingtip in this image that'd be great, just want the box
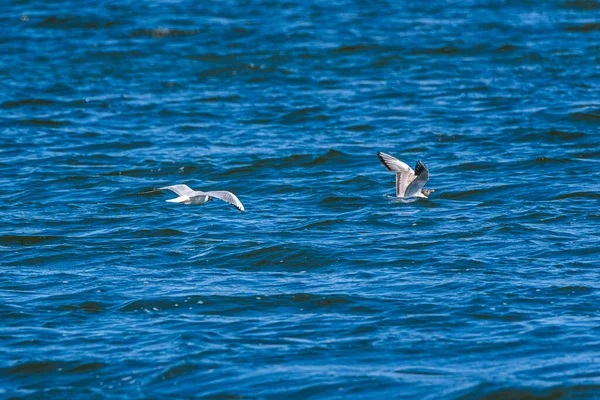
[377,152,394,171]
[414,160,427,175]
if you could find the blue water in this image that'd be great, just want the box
[2,0,600,398]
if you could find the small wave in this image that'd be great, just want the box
[279,107,329,124]
[153,363,204,383]
[61,302,106,313]
[346,124,375,131]
[332,44,371,53]
[199,64,280,78]
[159,109,223,119]
[119,299,179,312]
[574,150,600,159]
[129,28,202,39]
[305,149,351,167]
[249,154,313,170]
[410,46,462,56]
[454,162,499,172]
[119,293,355,314]
[92,50,144,58]
[231,244,339,270]
[570,109,600,123]
[565,23,600,32]
[5,361,63,375]
[340,175,377,193]
[187,53,235,62]
[530,156,572,165]
[342,175,374,185]
[494,44,519,52]
[0,235,61,246]
[128,229,184,238]
[562,0,599,10]
[438,185,513,200]
[394,367,450,376]
[195,95,241,103]
[103,168,155,177]
[453,383,588,400]
[35,16,70,27]
[235,149,350,172]
[80,141,153,152]
[514,52,546,62]
[285,293,353,308]
[35,17,119,29]
[476,199,503,207]
[18,119,69,127]
[331,44,392,54]
[554,285,593,293]
[319,196,364,208]
[68,362,105,374]
[299,219,346,230]
[551,192,600,200]
[515,129,586,142]
[1,98,56,108]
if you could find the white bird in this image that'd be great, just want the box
[156,184,245,212]
[377,152,435,198]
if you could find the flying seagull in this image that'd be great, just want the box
[377,152,435,198]
[153,184,245,212]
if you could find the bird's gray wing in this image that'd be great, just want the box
[377,152,415,197]
[377,152,414,173]
[396,170,415,198]
[205,191,245,212]
[404,161,430,197]
[160,184,196,196]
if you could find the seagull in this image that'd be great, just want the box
[154,184,245,212]
[377,152,435,198]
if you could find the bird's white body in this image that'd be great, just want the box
[166,193,210,205]
[158,184,245,212]
[412,191,428,199]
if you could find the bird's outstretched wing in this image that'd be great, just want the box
[160,184,196,196]
[377,152,413,173]
[404,161,430,197]
[205,191,245,212]
[377,152,415,197]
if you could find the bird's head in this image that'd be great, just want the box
[422,189,435,197]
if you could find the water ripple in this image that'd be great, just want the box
[1,0,600,398]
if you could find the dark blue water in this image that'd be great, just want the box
[2,0,600,398]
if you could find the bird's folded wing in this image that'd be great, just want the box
[404,161,429,197]
[205,191,245,212]
[377,152,414,173]
[160,184,196,196]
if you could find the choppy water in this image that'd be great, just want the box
[2,0,600,398]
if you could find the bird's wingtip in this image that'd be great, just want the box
[377,151,399,172]
[237,202,245,212]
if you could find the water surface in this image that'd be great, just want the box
[1,0,600,398]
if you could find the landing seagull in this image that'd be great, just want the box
[154,184,245,212]
[377,152,435,198]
